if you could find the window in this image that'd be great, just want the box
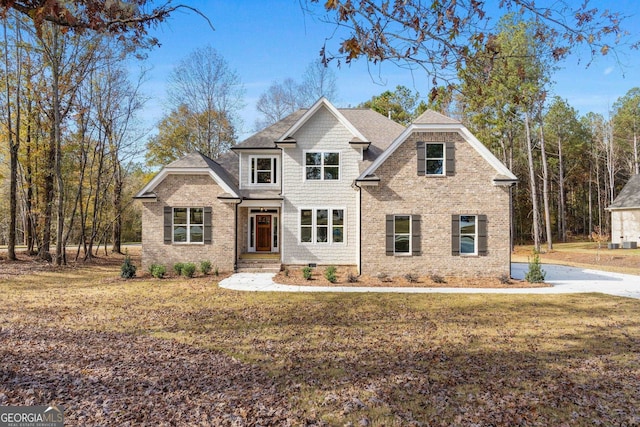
[451,214,487,256]
[459,215,477,255]
[250,156,277,184]
[425,143,444,175]
[385,215,421,256]
[417,141,455,176]
[305,152,340,180]
[173,207,204,243]
[300,208,345,243]
[394,215,411,254]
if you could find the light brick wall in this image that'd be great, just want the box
[611,209,640,244]
[141,174,236,272]
[361,131,512,277]
[281,106,359,266]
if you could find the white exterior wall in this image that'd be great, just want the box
[238,150,281,190]
[281,106,360,265]
[611,209,640,244]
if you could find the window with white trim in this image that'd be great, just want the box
[459,215,477,255]
[425,143,444,175]
[250,156,277,184]
[173,207,204,243]
[394,215,411,254]
[305,152,340,180]
[300,208,345,243]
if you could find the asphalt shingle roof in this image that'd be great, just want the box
[609,174,640,209]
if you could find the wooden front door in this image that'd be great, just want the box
[256,215,271,252]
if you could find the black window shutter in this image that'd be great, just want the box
[416,141,426,175]
[385,215,394,256]
[204,207,213,244]
[163,206,172,244]
[411,215,421,256]
[478,214,487,255]
[451,214,460,256]
[446,142,455,176]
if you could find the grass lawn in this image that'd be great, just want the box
[1,256,640,425]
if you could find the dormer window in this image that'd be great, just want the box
[250,156,277,185]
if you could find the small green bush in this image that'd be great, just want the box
[173,262,185,276]
[525,251,546,283]
[324,265,337,283]
[148,264,166,279]
[120,255,137,279]
[182,262,197,278]
[284,268,290,277]
[302,266,313,280]
[200,260,212,275]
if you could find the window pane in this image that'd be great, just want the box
[324,152,339,165]
[460,235,475,254]
[257,171,271,183]
[426,143,444,158]
[173,208,187,224]
[317,226,328,243]
[460,216,476,234]
[173,226,187,242]
[301,210,313,225]
[395,216,410,234]
[395,235,410,253]
[317,209,328,225]
[273,217,278,247]
[426,159,443,175]
[306,152,321,165]
[332,209,344,225]
[256,158,272,170]
[301,227,312,242]
[324,166,339,180]
[333,227,343,243]
[190,208,203,224]
[306,167,321,180]
[190,226,203,242]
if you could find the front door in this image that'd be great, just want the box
[256,215,271,252]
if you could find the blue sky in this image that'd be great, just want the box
[137,0,640,140]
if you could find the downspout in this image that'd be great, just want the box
[234,202,238,272]
[354,180,362,275]
[509,183,515,279]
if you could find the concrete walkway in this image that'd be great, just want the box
[219,262,640,299]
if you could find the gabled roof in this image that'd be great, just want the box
[134,151,240,199]
[608,174,640,210]
[276,97,369,144]
[357,109,518,184]
[233,110,305,150]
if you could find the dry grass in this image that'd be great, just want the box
[1,249,640,425]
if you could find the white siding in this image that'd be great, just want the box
[611,209,640,244]
[238,150,281,190]
[281,106,359,265]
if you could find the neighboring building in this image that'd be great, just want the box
[135,98,518,277]
[607,174,640,247]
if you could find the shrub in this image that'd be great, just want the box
[377,272,392,283]
[200,260,212,275]
[214,266,219,277]
[324,265,337,283]
[148,264,166,279]
[120,255,137,279]
[182,262,197,278]
[347,273,359,283]
[404,273,419,283]
[430,273,446,284]
[284,268,290,277]
[498,273,511,285]
[302,266,313,280]
[525,250,546,283]
[173,262,185,276]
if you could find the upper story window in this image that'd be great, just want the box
[305,151,340,180]
[250,156,277,184]
[425,143,444,175]
[417,141,455,176]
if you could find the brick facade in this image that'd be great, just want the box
[360,131,512,277]
[140,174,236,272]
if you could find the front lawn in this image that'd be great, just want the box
[1,259,639,425]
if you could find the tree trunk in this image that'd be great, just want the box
[557,136,567,242]
[525,112,541,252]
[539,125,553,251]
[111,161,123,254]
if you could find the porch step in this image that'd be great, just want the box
[236,259,282,273]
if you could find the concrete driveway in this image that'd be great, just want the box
[219,262,640,299]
